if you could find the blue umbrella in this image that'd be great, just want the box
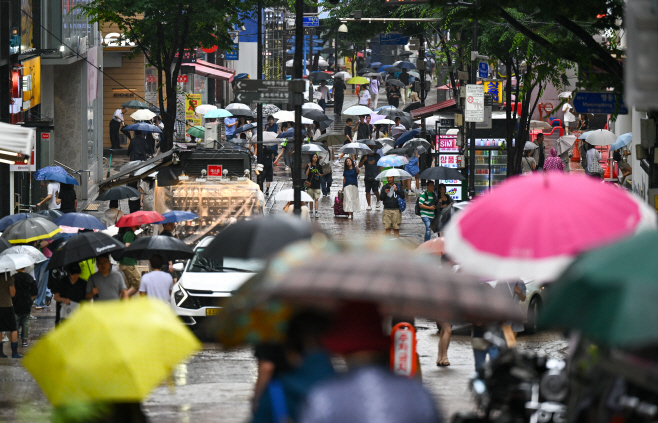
[610,132,632,152]
[234,73,249,80]
[40,172,79,185]
[277,128,307,139]
[157,211,199,224]
[379,65,392,72]
[0,213,37,232]
[204,109,233,119]
[394,129,421,147]
[371,62,382,68]
[398,62,416,70]
[123,123,163,133]
[236,123,258,134]
[54,213,107,230]
[579,131,593,140]
[34,166,67,181]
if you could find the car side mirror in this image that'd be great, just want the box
[173,263,185,272]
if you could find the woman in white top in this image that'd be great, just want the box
[586,144,603,178]
[312,121,322,141]
[358,84,371,108]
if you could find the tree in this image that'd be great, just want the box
[79,0,252,152]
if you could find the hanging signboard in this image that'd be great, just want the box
[465,84,484,122]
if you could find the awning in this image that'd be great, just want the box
[411,99,457,119]
[0,122,35,156]
[182,61,235,82]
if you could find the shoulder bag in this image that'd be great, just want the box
[589,158,604,176]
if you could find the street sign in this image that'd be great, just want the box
[303,16,319,27]
[465,84,484,123]
[573,92,628,114]
[380,34,409,46]
[478,62,488,79]
[234,80,290,91]
[234,91,290,103]
[207,165,223,177]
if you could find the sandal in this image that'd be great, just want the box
[436,358,451,367]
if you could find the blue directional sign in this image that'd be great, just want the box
[573,92,628,115]
[380,34,409,46]
[303,16,319,27]
[478,62,488,79]
[226,43,239,60]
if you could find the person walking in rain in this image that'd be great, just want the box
[333,76,346,116]
[110,106,127,149]
[342,158,360,219]
[381,176,404,237]
[359,148,381,210]
[86,255,128,301]
[521,149,536,174]
[543,148,565,173]
[37,179,61,210]
[0,271,20,358]
[418,180,437,242]
[305,154,323,219]
[370,76,381,109]
[533,133,546,169]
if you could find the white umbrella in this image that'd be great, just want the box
[275,189,313,202]
[344,105,373,116]
[376,119,397,126]
[556,135,577,155]
[339,142,372,155]
[250,132,280,144]
[381,144,393,154]
[317,58,329,67]
[0,246,46,263]
[286,59,309,67]
[102,225,120,237]
[130,109,156,121]
[375,168,413,181]
[226,103,251,112]
[195,104,217,116]
[334,71,352,80]
[277,115,313,125]
[302,103,323,113]
[302,144,325,153]
[524,141,538,150]
[0,254,35,272]
[558,91,572,99]
[584,129,617,146]
[529,120,552,130]
[272,110,295,121]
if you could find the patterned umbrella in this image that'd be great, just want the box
[377,155,408,167]
[34,166,67,181]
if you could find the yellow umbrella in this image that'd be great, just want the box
[23,297,201,406]
[346,76,370,85]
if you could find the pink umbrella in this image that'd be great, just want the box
[369,113,385,123]
[444,172,656,281]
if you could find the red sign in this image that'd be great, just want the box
[207,165,223,177]
[437,135,459,153]
[146,75,157,83]
[177,75,189,83]
[42,133,50,139]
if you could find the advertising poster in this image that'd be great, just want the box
[22,56,40,108]
[185,93,202,136]
[483,81,503,105]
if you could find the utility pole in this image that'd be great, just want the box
[419,35,426,139]
[257,0,264,190]
[293,0,304,214]
[468,0,478,200]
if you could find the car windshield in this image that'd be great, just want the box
[188,248,264,273]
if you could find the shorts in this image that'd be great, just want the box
[383,209,402,229]
[0,306,17,332]
[365,178,379,194]
[307,188,322,200]
[263,166,273,182]
[120,264,141,291]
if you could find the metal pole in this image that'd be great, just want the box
[419,35,426,139]
[257,0,264,190]
[293,0,304,215]
[334,30,338,72]
[468,0,478,199]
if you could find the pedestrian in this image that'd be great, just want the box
[319,147,333,198]
[404,151,420,195]
[312,121,322,141]
[373,124,386,140]
[127,181,141,213]
[380,176,404,237]
[533,133,546,169]
[262,141,275,196]
[471,322,502,371]
[579,140,589,174]
[342,158,360,219]
[12,266,37,349]
[390,117,406,140]
[543,148,565,173]
[126,130,152,161]
[86,255,128,301]
[388,83,401,108]
[498,280,526,346]
[418,180,437,242]
[0,271,20,358]
[265,115,278,133]
[559,146,572,172]
[110,106,127,149]
[335,118,354,165]
[562,103,576,135]
[118,226,141,296]
[317,80,330,113]
[577,113,589,131]
[398,69,410,105]
[333,76,346,116]
[305,154,323,219]
[358,84,371,108]
[32,240,52,311]
[359,148,381,210]
[521,149,536,174]
[139,176,155,211]
[160,222,176,237]
[586,143,603,179]
[57,183,77,213]
[224,116,238,141]
[284,201,311,221]
[356,115,371,140]
[52,263,87,324]
[369,76,380,109]
[138,255,173,303]
[614,149,632,184]
[300,301,442,423]
[104,199,125,227]
[36,179,61,210]
[437,183,453,212]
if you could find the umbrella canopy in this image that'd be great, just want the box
[310,72,331,81]
[0,213,38,231]
[444,172,656,281]
[34,166,67,181]
[2,217,61,244]
[396,62,416,70]
[333,71,351,80]
[123,235,194,261]
[418,166,466,181]
[0,254,35,272]
[377,155,408,167]
[54,213,107,231]
[48,232,76,251]
[277,128,308,139]
[376,119,397,126]
[199,216,318,260]
[123,123,162,133]
[371,62,382,68]
[386,79,406,88]
[556,135,577,155]
[40,171,79,185]
[374,105,397,112]
[376,137,396,146]
[402,102,422,113]
[416,237,445,256]
[226,103,251,112]
[397,51,414,57]
[186,126,205,138]
[48,232,125,270]
[583,129,617,146]
[343,105,373,116]
[204,109,233,119]
[529,120,552,130]
[314,132,348,146]
[121,100,149,109]
[403,138,431,154]
[377,108,410,119]
[35,210,64,221]
[130,109,156,121]
[302,102,324,113]
[339,142,372,155]
[610,132,633,152]
[384,66,402,73]
[303,110,330,122]
[23,297,201,406]
[346,76,370,85]
[318,119,333,131]
[261,104,281,117]
[357,67,377,75]
[276,115,313,125]
[386,147,412,156]
[116,211,165,228]
[228,109,256,118]
[394,129,421,146]
[194,104,216,116]
[274,189,314,203]
[524,141,539,150]
[96,186,142,201]
[408,70,420,79]
[376,168,412,181]
[539,230,658,348]
[0,238,11,254]
[157,211,199,224]
[272,110,295,121]
[250,131,280,145]
[302,144,325,154]
[558,91,572,98]
[0,246,46,264]
[361,138,383,148]
[236,123,257,134]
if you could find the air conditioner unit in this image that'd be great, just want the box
[204,122,220,148]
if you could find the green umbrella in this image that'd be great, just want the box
[540,230,658,348]
[121,100,149,109]
[186,125,205,138]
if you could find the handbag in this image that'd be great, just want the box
[589,159,604,175]
[397,195,406,212]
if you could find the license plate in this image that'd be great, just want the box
[206,308,220,316]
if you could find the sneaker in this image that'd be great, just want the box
[333,160,340,165]
[366,205,372,211]
[285,166,290,171]
[376,201,382,209]
[21,340,27,348]
[265,189,270,196]
[12,353,22,359]
[2,335,8,342]
[29,315,37,320]
[314,211,319,218]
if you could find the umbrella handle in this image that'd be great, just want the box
[106,154,113,179]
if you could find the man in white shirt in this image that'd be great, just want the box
[562,103,576,135]
[139,255,174,303]
[110,106,128,149]
[369,77,380,109]
[359,84,371,108]
[390,117,407,140]
[37,181,61,210]
[317,80,330,113]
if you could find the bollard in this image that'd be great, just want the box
[391,322,417,378]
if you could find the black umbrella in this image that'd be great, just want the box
[310,72,331,81]
[48,232,125,270]
[35,210,65,221]
[378,109,410,119]
[386,147,413,157]
[303,110,331,122]
[403,102,423,113]
[318,120,333,131]
[122,235,194,261]
[386,79,406,88]
[228,109,254,118]
[418,166,466,181]
[96,186,142,201]
[386,66,402,73]
[398,51,413,57]
[2,217,61,245]
[357,68,377,75]
[122,100,149,109]
[199,216,319,260]
[0,238,11,254]
[362,139,383,149]
[236,123,258,134]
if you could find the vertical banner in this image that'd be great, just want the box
[21,56,41,109]
[87,46,99,103]
[185,93,202,137]
[483,80,503,105]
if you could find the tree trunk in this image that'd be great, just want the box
[160,67,176,152]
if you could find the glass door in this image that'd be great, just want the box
[472,150,490,197]
[490,149,507,188]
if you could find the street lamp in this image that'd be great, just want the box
[338,24,348,40]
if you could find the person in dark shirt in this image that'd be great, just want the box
[356,116,371,140]
[380,176,404,237]
[265,115,278,133]
[127,130,153,161]
[359,150,382,210]
[58,183,77,213]
[336,118,354,165]
[333,77,347,116]
[53,263,88,323]
[12,268,37,348]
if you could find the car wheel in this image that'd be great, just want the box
[525,296,542,334]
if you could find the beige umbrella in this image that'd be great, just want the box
[130,109,156,121]
[529,120,552,130]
